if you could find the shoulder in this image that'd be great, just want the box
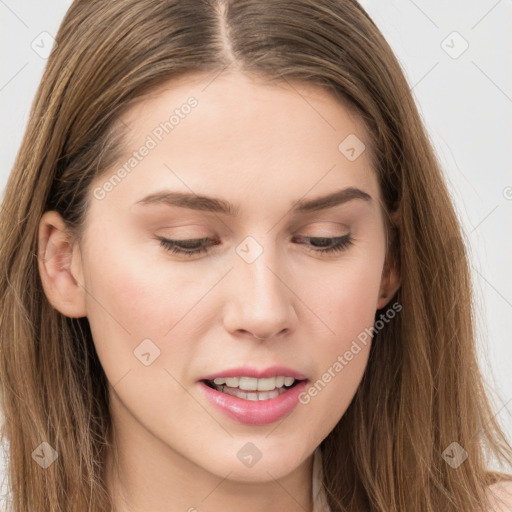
[484,480,512,512]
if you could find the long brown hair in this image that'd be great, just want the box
[1,1,511,510]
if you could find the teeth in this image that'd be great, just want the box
[275,376,285,388]
[224,377,239,387]
[208,375,302,400]
[220,386,283,401]
[212,376,297,391]
[283,377,295,387]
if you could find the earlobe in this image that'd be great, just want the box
[377,263,400,310]
[377,210,401,310]
[37,211,87,318]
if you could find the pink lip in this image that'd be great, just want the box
[198,379,308,425]
[200,365,307,381]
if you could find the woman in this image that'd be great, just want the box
[0,1,511,510]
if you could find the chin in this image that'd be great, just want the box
[198,444,308,483]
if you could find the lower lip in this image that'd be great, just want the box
[198,380,308,425]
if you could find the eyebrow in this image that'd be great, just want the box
[134,186,372,215]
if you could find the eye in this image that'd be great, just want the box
[156,234,353,256]
[294,234,353,254]
[157,237,216,257]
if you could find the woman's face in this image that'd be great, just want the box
[39,71,399,493]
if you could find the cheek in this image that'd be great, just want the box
[83,233,198,338]
[81,233,227,390]
[307,252,385,339]
[295,251,384,425]
[81,237,187,380]
[293,218,386,332]
[318,267,378,377]
[301,340,370,433]
[298,285,376,431]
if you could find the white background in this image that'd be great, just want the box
[1,0,511,492]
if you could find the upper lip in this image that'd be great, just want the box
[200,365,308,381]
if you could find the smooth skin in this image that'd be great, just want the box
[38,71,401,512]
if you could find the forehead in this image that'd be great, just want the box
[120,71,370,151]
[91,71,381,217]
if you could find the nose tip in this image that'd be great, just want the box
[223,252,297,341]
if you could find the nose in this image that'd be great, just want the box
[222,242,297,341]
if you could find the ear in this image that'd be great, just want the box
[37,210,87,318]
[377,210,401,310]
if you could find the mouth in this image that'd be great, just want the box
[198,375,309,425]
[201,376,304,401]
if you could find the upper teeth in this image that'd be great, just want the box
[212,376,296,391]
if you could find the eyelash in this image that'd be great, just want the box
[157,235,353,257]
